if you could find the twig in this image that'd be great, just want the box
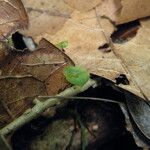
[26,7,71,18]
[38,96,122,104]
[0,79,96,136]
[21,61,65,66]
[75,110,88,150]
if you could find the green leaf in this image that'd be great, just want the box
[56,40,68,49]
[63,66,90,86]
[5,37,14,47]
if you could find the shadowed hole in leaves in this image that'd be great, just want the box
[111,20,141,43]
[115,74,130,85]
[12,32,27,50]
[98,43,111,53]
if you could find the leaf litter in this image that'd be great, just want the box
[20,0,147,101]
[0,0,150,149]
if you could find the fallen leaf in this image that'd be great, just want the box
[96,0,150,24]
[114,19,150,100]
[0,39,74,128]
[21,0,115,41]
[0,76,47,128]
[64,0,102,12]
[21,0,73,37]
[0,0,28,40]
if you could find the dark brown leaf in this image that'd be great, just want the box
[0,42,8,62]
[0,38,74,128]
[0,76,47,128]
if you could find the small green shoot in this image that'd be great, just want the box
[81,123,88,150]
[75,110,88,150]
[56,40,68,49]
[63,66,90,86]
[5,37,14,47]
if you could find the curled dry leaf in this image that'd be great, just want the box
[0,38,74,128]
[0,0,28,40]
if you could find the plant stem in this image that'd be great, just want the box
[0,79,96,136]
[75,110,88,150]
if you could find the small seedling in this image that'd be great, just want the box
[5,37,14,48]
[63,66,90,86]
[56,40,68,49]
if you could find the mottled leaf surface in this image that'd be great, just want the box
[0,39,74,128]
[0,0,28,40]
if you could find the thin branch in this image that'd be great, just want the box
[38,96,122,104]
[26,7,71,18]
[21,61,65,66]
[0,79,96,136]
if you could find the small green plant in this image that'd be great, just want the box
[56,40,68,49]
[63,66,90,86]
[5,37,14,47]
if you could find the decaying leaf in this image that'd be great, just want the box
[114,19,150,100]
[21,0,73,37]
[0,38,74,128]
[0,76,46,128]
[0,0,28,41]
[64,0,102,12]
[21,0,114,42]
[96,0,150,25]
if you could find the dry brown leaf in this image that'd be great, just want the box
[0,76,47,128]
[0,39,74,128]
[96,0,150,24]
[0,0,28,40]
[1,39,73,80]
